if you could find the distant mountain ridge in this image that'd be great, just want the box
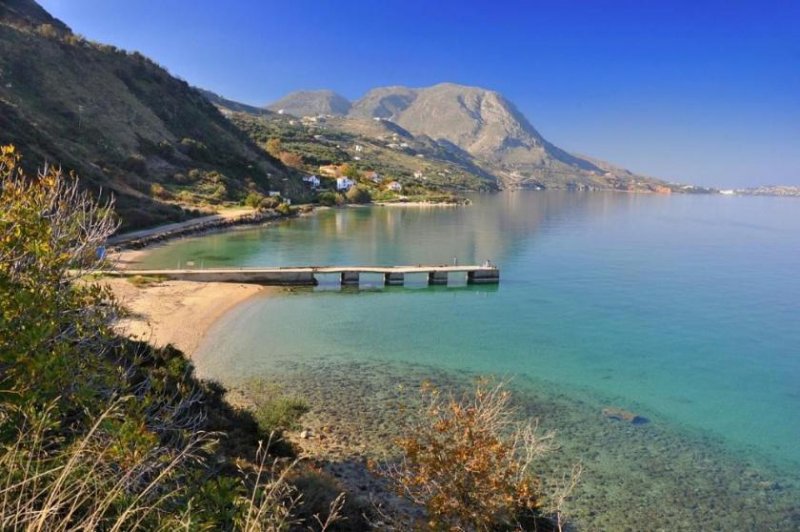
[267,83,666,190]
[268,90,352,117]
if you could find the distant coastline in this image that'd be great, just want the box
[719,185,800,197]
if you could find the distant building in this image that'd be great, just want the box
[387,143,400,149]
[354,144,363,152]
[268,190,281,197]
[387,181,402,192]
[302,175,321,188]
[336,177,355,191]
[365,171,382,183]
[413,171,424,179]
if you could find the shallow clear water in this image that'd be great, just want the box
[137,192,800,526]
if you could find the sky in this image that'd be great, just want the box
[39,0,800,187]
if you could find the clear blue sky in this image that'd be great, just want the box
[40,0,799,187]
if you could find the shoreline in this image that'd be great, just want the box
[103,277,271,357]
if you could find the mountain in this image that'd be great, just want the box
[268,83,669,191]
[349,85,418,120]
[0,0,305,230]
[267,90,351,117]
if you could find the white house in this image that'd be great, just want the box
[336,177,355,191]
[302,175,321,188]
[268,190,281,197]
[413,171,424,179]
[387,181,402,192]
[354,144,363,152]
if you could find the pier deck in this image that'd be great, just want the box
[107,265,500,286]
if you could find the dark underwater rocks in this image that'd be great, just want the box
[602,407,650,425]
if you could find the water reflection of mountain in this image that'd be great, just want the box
[137,191,665,269]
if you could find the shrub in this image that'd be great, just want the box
[259,196,281,210]
[211,183,227,201]
[122,154,147,174]
[340,163,360,179]
[254,396,310,434]
[127,274,166,287]
[279,151,304,168]
[276,202,292,216]
[346,186,372,204]
[36,23,59,38]
[381,381,578,530]
[179,137,208,158]
[150,182,172,199]
[265,138,282,158]
[244,191,265,208]
[176,190,194,203]
[317,191,338,206]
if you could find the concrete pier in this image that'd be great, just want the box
[107,264,500,288]
[428,271,449,285]
[384,272,404,286]
[341,271,360,286]
[468,269,501,284]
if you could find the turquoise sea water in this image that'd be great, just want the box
[136,192,800,527]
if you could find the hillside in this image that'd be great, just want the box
[223,108,496,194]
[268,83,673,192]
[0,0,307,230]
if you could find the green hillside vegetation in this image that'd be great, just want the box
[0,1,309,231]
[219,109,496,203]
[0,145,366,529]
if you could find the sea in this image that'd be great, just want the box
[134,191,800,530]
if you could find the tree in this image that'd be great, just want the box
[244,191,265,208]
[265,137,282,158]
[279,151,303,168]
[345,186,371,204]
[317,191,338,206]
[340,163,360,179]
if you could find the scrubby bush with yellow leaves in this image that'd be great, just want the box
[381,380,580,531]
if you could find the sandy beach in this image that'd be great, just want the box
[103,277,269,357]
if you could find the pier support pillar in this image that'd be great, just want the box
[467,269,500,284]
[341,271,359,286]
[384,272,404,286]
[428,271,448,285]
